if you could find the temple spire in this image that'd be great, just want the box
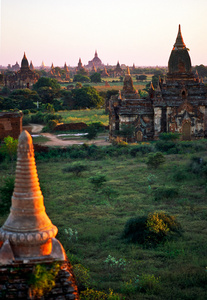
[173,24,186,50]
[0,130,65,261]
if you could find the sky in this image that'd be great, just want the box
[1,0,207,67]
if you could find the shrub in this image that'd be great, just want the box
[89,173,107,189]
[155,140,176,153]
[153,187,179,201]
[62,163,88,176]
[73,264,90,292]
[0,176,15,215]
[146,152,165,168]
[80,288,120,300]
[123,212,181,245]
[159,132,180,141]
[22,114,31,125]
[29,263,60,298]
[139,274,161,294]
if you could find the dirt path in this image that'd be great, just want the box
[26,124,111,146]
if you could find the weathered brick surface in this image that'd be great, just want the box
[0,261,79,299]
[0,112,23,140]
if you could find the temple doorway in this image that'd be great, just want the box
[182,122,191,140]
[136,131,143,142]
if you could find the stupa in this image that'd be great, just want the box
[0,130,79,299]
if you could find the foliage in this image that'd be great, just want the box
[123,212,181,245]
[80,288,120,300]
[33,77,61,103]
[72,86,104,109]
[159,132,180,141]
[64,228,78,241]
[146,152,165,168]
[73,264,91,292]
[0,176,14,215]
[153,187,179,201]
[9,88,39,110]
[62,162,88,176]
[90,72,102,83]
[118,124,135,141]
[104,255,126,270]
[47,119,58,131]
[89,173,107,189]
[73,74,90,83]
[86,124,99,140]
[33,77,61,91]
[29,263,60,298]
[0,136,18,171]
[101,186,119,201]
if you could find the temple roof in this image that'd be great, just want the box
[173,24,186,50]
[168,25,192,74]
[21,52,29,69]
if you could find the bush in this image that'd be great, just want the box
[153,187,179,201]
[80,288,120,300]
[123,212,181,246]
[89,173,107,189]
[73,264,91,292]
[47,119,58,131]
[62,163,88,176]
[0,176,15,215]
[146,152,165,168]
[155,140,176,153]
[159,132,180,141]
[29,263,60,298]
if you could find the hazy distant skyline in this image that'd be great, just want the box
[1,0,207,67]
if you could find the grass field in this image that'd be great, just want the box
[59,109,109,126]
[60,75,150,93]
[0,142,207,299]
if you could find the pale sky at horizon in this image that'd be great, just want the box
[1,0,207,67]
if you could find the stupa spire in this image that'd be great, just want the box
[0,130,65,262]
[173,24,186,50]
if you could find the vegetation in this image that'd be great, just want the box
[28,263,60,298]
[0,138,206,298]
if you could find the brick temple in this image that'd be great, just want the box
[109,25,207,142]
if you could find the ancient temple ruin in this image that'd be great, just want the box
[0,111,23,140]
[5,53,39,89]
[109,25,207,142]
[0,130,79,299]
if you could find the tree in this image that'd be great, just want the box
[136,75,147,81]
[33,77,61,104]
[72,86,104,109]
[33,77,61,91]
[73,74,90,83]
[10,89,39,109]
[86,124,99,140]
[90,72,101,83]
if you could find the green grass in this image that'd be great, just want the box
[32,136,50,144]
[59,109,109,126]
[0,145,207,299]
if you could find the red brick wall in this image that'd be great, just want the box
[0,112,23,140]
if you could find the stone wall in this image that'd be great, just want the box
[0,112,23,141]
[0,260,79,299]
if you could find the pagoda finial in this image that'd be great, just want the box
[127,66,130,75]
[95,50,98,57]
[0,130,66,262]
[173,24,186,50]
